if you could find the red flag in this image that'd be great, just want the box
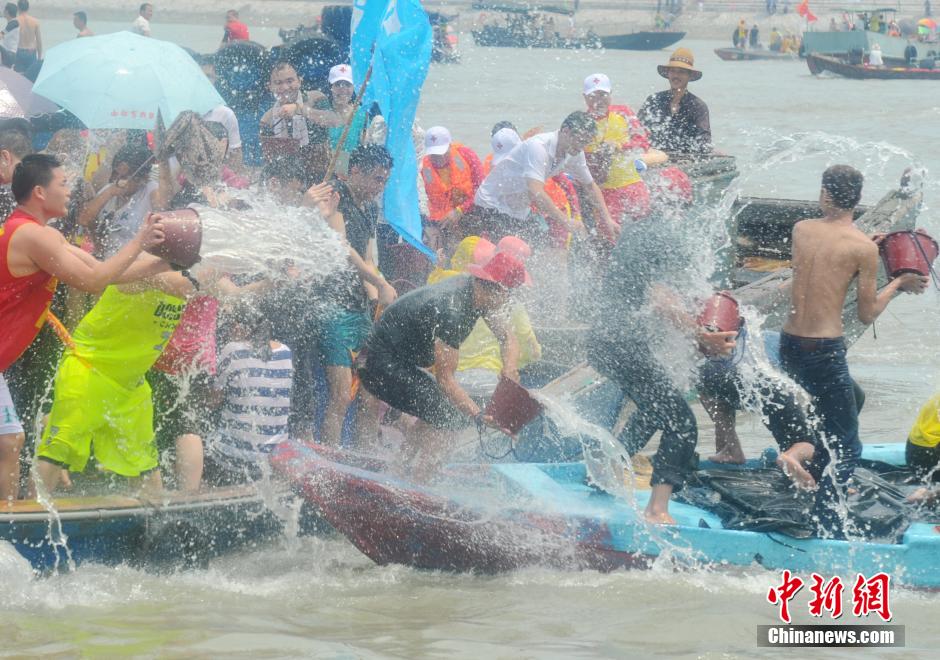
[797,0,818,21]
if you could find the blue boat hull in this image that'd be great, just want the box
[273,442,940,587]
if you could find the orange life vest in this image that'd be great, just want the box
[421,143,477,222]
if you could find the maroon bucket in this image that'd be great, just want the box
[698,291,742,333]
[879,230,939,278]
[484,377,543,435]
[145,208,203,269]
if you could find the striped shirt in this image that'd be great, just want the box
[215,341,293,454]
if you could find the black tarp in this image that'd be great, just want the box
[676,459,938,543]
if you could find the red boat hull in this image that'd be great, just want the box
[270,443,651,573]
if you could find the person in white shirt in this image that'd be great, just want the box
[868,43,884,67]
[0,3,19,67]
[132,3,152,37]
[468,111,621,244]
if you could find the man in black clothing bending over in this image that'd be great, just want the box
[358,245,526,479]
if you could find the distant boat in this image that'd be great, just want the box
[807,53,940,80]
[714,47,797,61]
[600,31,685,51]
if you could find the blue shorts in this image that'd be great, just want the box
[317,310,372,368]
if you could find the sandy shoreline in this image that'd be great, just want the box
[30,1,880,41]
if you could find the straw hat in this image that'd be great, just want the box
[657,48,702,82]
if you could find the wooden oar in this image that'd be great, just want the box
[321,61,375,184]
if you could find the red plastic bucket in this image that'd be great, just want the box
[145,208,203,269]
[879,230,939,278]
[484,377,543,435]
[698,291,742,334]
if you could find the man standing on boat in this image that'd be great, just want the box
[357,244,528,480]
[587,188,736,525]
[468,111,620,244]
[420,126,484,252]
[639,49,712,156]
[780,165,927,537]
[0,155,167,501]
[582,73,666,223]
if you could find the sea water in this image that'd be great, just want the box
[5,34,940,656]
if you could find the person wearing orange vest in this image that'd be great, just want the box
[421,126,484,251]
[583,73,668,224]
[0,154,167,501]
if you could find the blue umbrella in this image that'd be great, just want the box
[33,31,224,130]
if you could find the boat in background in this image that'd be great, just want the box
[533,175,920,367]
[600,31,685,51]
[801,8,909,59]
[271,441,940,586]
[714,47,796,61]
[807,53,940,80]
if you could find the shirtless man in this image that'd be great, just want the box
[780,164,927,536]
[13,0,39,75]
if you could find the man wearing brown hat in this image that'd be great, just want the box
[638,48,712,156]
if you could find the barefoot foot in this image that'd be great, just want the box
[707,448,746,465]
[644,508,677,525]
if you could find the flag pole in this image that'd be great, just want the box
[321,60,375,183]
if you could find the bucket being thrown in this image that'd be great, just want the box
[879,229,939,279]
[484,377,544,436]
[145,208,203,269]
[697,291,743,334]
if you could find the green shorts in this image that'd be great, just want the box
[317,309,372,368]
[38,355,158,477]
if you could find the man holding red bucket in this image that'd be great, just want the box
[781,164,928,538]
[357,241,529,480]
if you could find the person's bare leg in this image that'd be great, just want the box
[134,469,164,498]
[776,441,817,489]
[355,390,382,454]
[34,459,63,494]
[398,419,449,483]
[174,434,204,493]
[323,366,353,446]
[645,483,676,525]
[0,432,24,503]
[701,395,745,464]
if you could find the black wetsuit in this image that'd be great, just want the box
[587,213,700,491]
[359,275,483,430]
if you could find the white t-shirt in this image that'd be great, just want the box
[94,180,158,258]
[204,105,242,151]
[132,15,151,36]
[474,130,594,220]
[869,48,884,66]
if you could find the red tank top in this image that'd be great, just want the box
[0,210,58,371]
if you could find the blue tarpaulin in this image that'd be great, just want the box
[351,0,434,260]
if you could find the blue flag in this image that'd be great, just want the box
[350,0,434,259]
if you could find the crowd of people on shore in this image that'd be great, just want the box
[0,29,936,540]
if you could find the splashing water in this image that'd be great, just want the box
[191,194,349,282]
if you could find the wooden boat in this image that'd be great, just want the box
[732,178,922,345]
[272,441,940,585]
[600,31,685,51]
[533,176,921,367]
[807,53,940,80]
[0,483,309,573]
[714,47,796,61]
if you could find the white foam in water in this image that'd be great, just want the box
[533,392,634,506]
[192,193,349,282]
